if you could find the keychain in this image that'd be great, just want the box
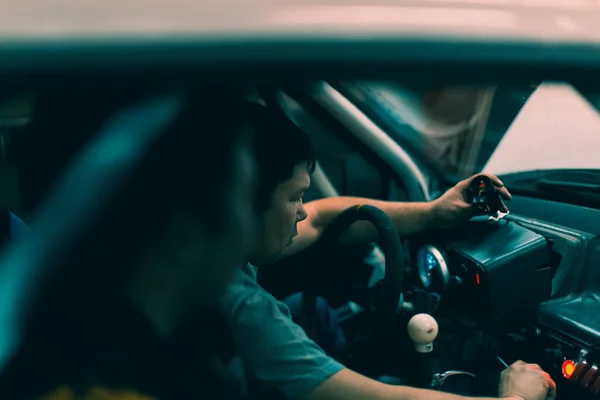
[467,175,509,222]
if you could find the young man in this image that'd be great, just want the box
[220,103,556,400]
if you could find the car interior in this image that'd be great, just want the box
[1,3,600,398]
[254,83,600,399]
[1,80,598,400]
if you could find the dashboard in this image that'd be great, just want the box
[405,216,600,398]
[412,217,552,327]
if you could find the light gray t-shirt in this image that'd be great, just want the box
[219,264,344,399]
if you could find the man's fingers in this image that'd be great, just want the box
[486,174,504,187]
[498,199,509,213]
[527,364,543,371]
[537,368,557,399]
[496,185,512,201]
[478,173,505,188]
[487,173,512,201]
[504,361,556,399]
[546,376,557,399]
[470,173,513,201]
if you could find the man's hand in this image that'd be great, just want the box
[430,173,512,229]
[293,173,511,255]
[499,361,556,400]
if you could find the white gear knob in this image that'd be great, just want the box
[407,313,438,353]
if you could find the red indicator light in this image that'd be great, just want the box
[562,360,576,379]
[475,273,481,285]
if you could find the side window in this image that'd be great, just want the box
[341,82,535,180]
[279,93,408,203]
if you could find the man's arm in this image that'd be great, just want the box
[220,267,553,400]
[305,366,555,400]
[285,174,511,257]
[305,369,501,400]
[287,196,433,257]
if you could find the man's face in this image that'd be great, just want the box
[251,163,310,265]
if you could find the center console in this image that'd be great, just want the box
[406,217,600,398]
[413,219,553,328]
[531,294,600,397]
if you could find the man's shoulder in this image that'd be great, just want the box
[219,264,267,312]
[228,264,260,291]
[219,264,291,322]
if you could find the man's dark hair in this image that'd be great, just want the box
[247,103,316,209]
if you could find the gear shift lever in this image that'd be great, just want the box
[407,313,438,353]
[408,314,476,390]
[407,314,439,387]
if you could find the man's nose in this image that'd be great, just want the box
[297,202,308,222]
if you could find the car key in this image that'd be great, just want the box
[467,175,507,221]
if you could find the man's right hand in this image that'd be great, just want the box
[499,361,557,400]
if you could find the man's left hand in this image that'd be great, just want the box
[429,173,512,229]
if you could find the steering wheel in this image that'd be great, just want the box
[300,204,404,353]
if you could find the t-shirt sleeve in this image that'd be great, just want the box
[219,267,344,399]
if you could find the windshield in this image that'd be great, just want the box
[339,81,600,180]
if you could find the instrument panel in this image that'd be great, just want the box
[416,245,450,293]
[411,219,552,327]
[521,323,600,398]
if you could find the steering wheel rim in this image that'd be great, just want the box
[301,204,404,346]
